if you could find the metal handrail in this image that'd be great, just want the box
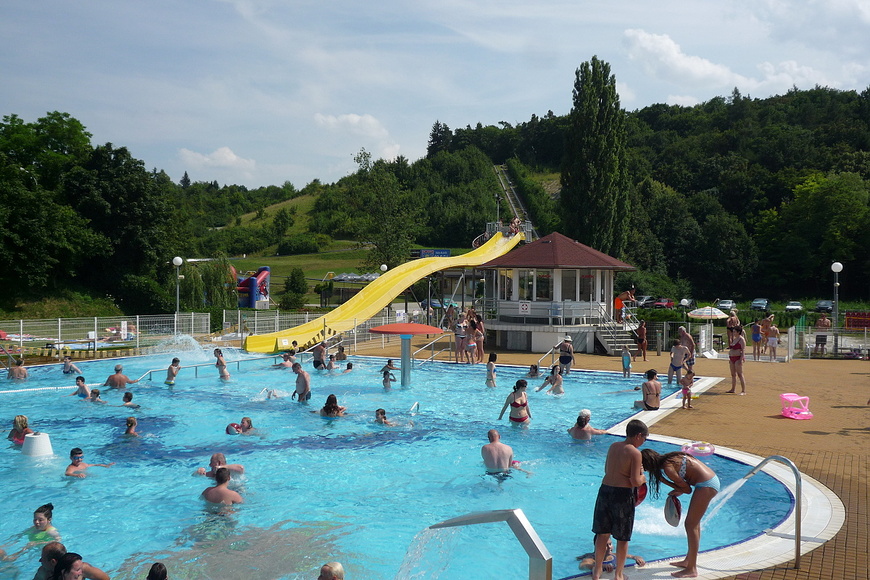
[743,455,803,569]
[430,509,552,580]
[536,346,556,369]
[135,354,285,382]
[413,334,452,367]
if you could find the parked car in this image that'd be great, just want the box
[678,298,697,309]
[784,301,804,312]
[814,300,833,313]
[654,298,674,309]
[750,298,771,311]
[636,295,656,308]
[716,299,736,311]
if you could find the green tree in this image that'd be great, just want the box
[351,150,423,271]
[279,267,308,310]
[560,56,630,256]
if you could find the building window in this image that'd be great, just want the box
[579,270,594,301]
[535,269,552,301]
[561,270,577,301]
[499,269,513,300]
[518,269,534,301]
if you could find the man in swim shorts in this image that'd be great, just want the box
[667,339,690,385]
[291,362,311,402]
[590,419,648,580]
[679,326,696,372]
[481,429,513,476]
[312,342,327,370]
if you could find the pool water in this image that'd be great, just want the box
[1,350,791,579]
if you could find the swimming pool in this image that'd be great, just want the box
[1,350,793,579]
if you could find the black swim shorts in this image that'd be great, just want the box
[313,360,324,370]
[591,484,636,542]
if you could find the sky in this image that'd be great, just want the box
[2,0,869,189]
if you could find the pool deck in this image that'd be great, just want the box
[356,338,869,580]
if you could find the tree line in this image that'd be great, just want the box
[428,64,870,301]
[2,61,868,315]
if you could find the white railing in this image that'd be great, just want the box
[0,313,211,356]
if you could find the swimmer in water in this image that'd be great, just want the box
[166,358,181,384]
[124,417,139,437]
[485,353,497,388]
[2,503,62,561]
[87,389,106,404]
[535,365,564,395]
[375,408,396,426]
[382,369,396,390]
[68,376,90,399]
[62,356,82,375]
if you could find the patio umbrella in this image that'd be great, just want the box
[370,323,443,386]
[688,306,728,320]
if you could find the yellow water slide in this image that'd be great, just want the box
[244,231,524,353]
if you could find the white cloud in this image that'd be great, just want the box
[314,113,400,160]
[624,29,751,88]
[667,95,701,107]
[179,147,256,172]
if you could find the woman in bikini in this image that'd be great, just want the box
[641,448,720,579]
[498,380,531,424]
[726,310,741,343]
[214,349,230,380]
[485,352,497,388]
[727,324,746,394]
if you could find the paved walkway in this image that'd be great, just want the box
[354,338,869,579]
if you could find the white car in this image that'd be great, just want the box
[717,299,736,311]
[785,301,803,312]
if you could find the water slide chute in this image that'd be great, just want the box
[244,232,524,353]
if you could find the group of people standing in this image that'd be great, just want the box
[451,307,487,364]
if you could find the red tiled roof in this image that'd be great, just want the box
[480,232,635,270]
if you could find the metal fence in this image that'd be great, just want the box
[219,308,417,352]
[0,313,211,361]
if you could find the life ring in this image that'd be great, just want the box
[226,423,242,435]
[682,441,715,457]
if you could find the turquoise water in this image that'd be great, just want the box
[0,349,791,579]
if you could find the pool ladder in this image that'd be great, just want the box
[743,455,803,569]
[429,509,552,580]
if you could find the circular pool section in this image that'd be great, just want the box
[0,352,792,579]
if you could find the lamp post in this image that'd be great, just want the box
[831,261,843,356]
[172,257,183,314]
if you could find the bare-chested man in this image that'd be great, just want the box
[634,321,648,362]
[768,322,780,362]
[678,326,696,372]
[195,452,245,477]
[814,313,831,355]
[7,359,28,380]
[312,342,327,370]
[104,364,138,389]
[667,339,690,385]
[291,362,311,402]
[481,429,513,474]
[202,467,243,505]
[590,419,648,580]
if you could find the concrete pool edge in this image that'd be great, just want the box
[590,377,846,580]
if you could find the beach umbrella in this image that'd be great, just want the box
[688,306,728,320]
[370,323,443,386]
